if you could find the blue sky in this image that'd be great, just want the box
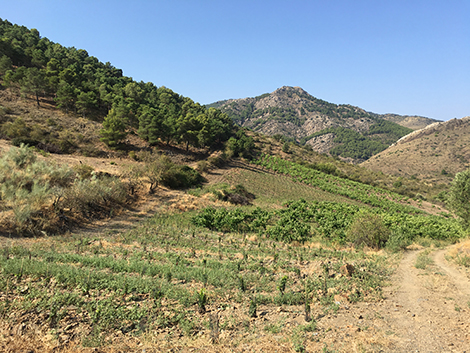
[2,0,469,121]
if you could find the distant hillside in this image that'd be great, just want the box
[209,86,436,162]
[362,117,470,184]
[380,114,440,130]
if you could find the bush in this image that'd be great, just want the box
[0,144,130,235]
[196,160,210,173]
[61,176,128,218]
[346,211,390,249]
[0,144,75,233]
[207,153,228,168]
[210,184,255,205]
[266,216,311,243]
[161,165,204,189]
[2,117,30,138]
[282,142,290,154]
[447,168,470,228]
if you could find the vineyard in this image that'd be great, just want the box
[0,153,467,352]
[253,154,421,213]
[192,156,463,247]
[0,212,393,352]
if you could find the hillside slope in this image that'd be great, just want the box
[210,86,437,162]
[362,116,470,184]
[380,113,440,130]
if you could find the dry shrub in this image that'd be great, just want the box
[72,163,94,180]
[61,176,128,218]
[0,144,129,235]
[0,144,74,233]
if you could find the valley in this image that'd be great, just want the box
[0,18,469,353]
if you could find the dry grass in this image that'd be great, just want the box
[362,117,470,185]
[447,239,470,268]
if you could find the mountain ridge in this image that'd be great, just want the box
[209,86,439,162]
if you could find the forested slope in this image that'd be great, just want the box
[0,19,235,151]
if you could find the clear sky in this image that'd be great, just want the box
[2,0,469,121]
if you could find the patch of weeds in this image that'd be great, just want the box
[291,329,306,353]
[238,275,246,292]
[82,325,105,347]
[454,254,470,268]
[415,251,433,270]
[197,288,207,314]
[248,297,257,318]
[324,303,340,315]
[455,304,461,312]
[299,319,317,332]
[278,275,288,295]
[264,322,282,334]
[322,344,337,353]
[179,317,196,336]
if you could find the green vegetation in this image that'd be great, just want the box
[0,19,236,151]
[300,125,412,160]
[0,210,392,348]
[0,18,468,353]
[192,199,463,247]
[346,210,390,249]
[447,167,470,228]
[191,155,463,247]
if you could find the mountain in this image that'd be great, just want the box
[361,116,470,184]
[209,86,438,162]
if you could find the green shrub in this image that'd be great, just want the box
[128,151,137,160]
[447,168,470,228]
[161,165,204,189]
[282,142,290,154]
[346,210,390,249]
[2,117,30,138]
[266,216,311,243]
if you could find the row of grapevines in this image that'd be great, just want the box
[192,199,464,243]
[253,154,420,214]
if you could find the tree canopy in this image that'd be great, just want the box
[447,168,470,228]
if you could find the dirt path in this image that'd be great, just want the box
[378,248,470,352]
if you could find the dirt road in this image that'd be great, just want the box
[332,248,470,353]
[381,249,469,352]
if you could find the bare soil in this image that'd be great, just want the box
[377,248,470,352]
